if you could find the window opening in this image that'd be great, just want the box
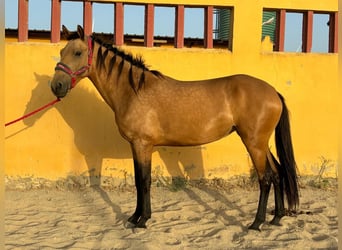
[5,0,17,29]
[154,6,175,37]
[153,6,175,46]
[28,0,51,31]
[93,3,114,34]
[184,7,204,39]
[284,12,303,52]
[184,7,204,47]
[124,4,144,36]
[312,13,330,53]
[61,1,83,30]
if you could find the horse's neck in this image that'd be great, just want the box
[87,44,135,113]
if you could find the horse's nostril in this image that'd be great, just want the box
[51,81,64,95]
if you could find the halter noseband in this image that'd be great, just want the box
[54,36,93,89]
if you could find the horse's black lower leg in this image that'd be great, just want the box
[270,176,285,225]
[249,176,271,230]
[136,161,152,228]
[248,158,274,231]
[241,144,272,231]
[128,159,143,225]
[128,158,152,228]
[269,154,285,225]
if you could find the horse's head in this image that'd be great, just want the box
[50,25,93,98]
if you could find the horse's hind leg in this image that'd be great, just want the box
[246,146,272,230]
[236,123,276,230]
[267,151,286,225]
[247,147,286,230]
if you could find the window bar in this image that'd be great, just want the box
[204,6,214,49]
[144,4,154,47]
[302,11,313,52]
[83,1,93,36]
[18,0,29,42]
[175,5,184,48]
[275,9,286,51]
[51,0,61,43]
[114,2,124,46]
[329,12,338,53]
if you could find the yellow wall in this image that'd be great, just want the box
[5,0,338,181]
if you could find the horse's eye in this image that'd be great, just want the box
[75,51,82,56]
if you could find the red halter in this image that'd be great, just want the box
[54,36,93,89]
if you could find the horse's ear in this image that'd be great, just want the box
[77,25,85,40]
[61,25,71,39]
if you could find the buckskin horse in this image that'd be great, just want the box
[50,25,299,230]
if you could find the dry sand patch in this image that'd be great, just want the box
[5,178,337,249]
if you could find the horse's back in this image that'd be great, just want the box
[162,73,282,118]
[224,74,281,107]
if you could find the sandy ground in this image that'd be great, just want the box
[5,179,338,250]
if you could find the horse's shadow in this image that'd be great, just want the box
[24,73,205,186]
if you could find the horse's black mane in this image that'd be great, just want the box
[94,35,164,93]
[66,32,162,93]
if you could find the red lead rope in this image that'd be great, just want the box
[5,98,61,127]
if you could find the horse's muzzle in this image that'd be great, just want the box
[51,80,69,98]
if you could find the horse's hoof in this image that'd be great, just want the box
[248,222,262,231]
[136,219,147,229]
[248,226,261,231]
[125,221,136,229]
[127,214,139,225]
[270,217,282,226]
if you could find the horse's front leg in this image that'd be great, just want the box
[127,142,153,228]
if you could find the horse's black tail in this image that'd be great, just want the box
[275,93,299,210]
